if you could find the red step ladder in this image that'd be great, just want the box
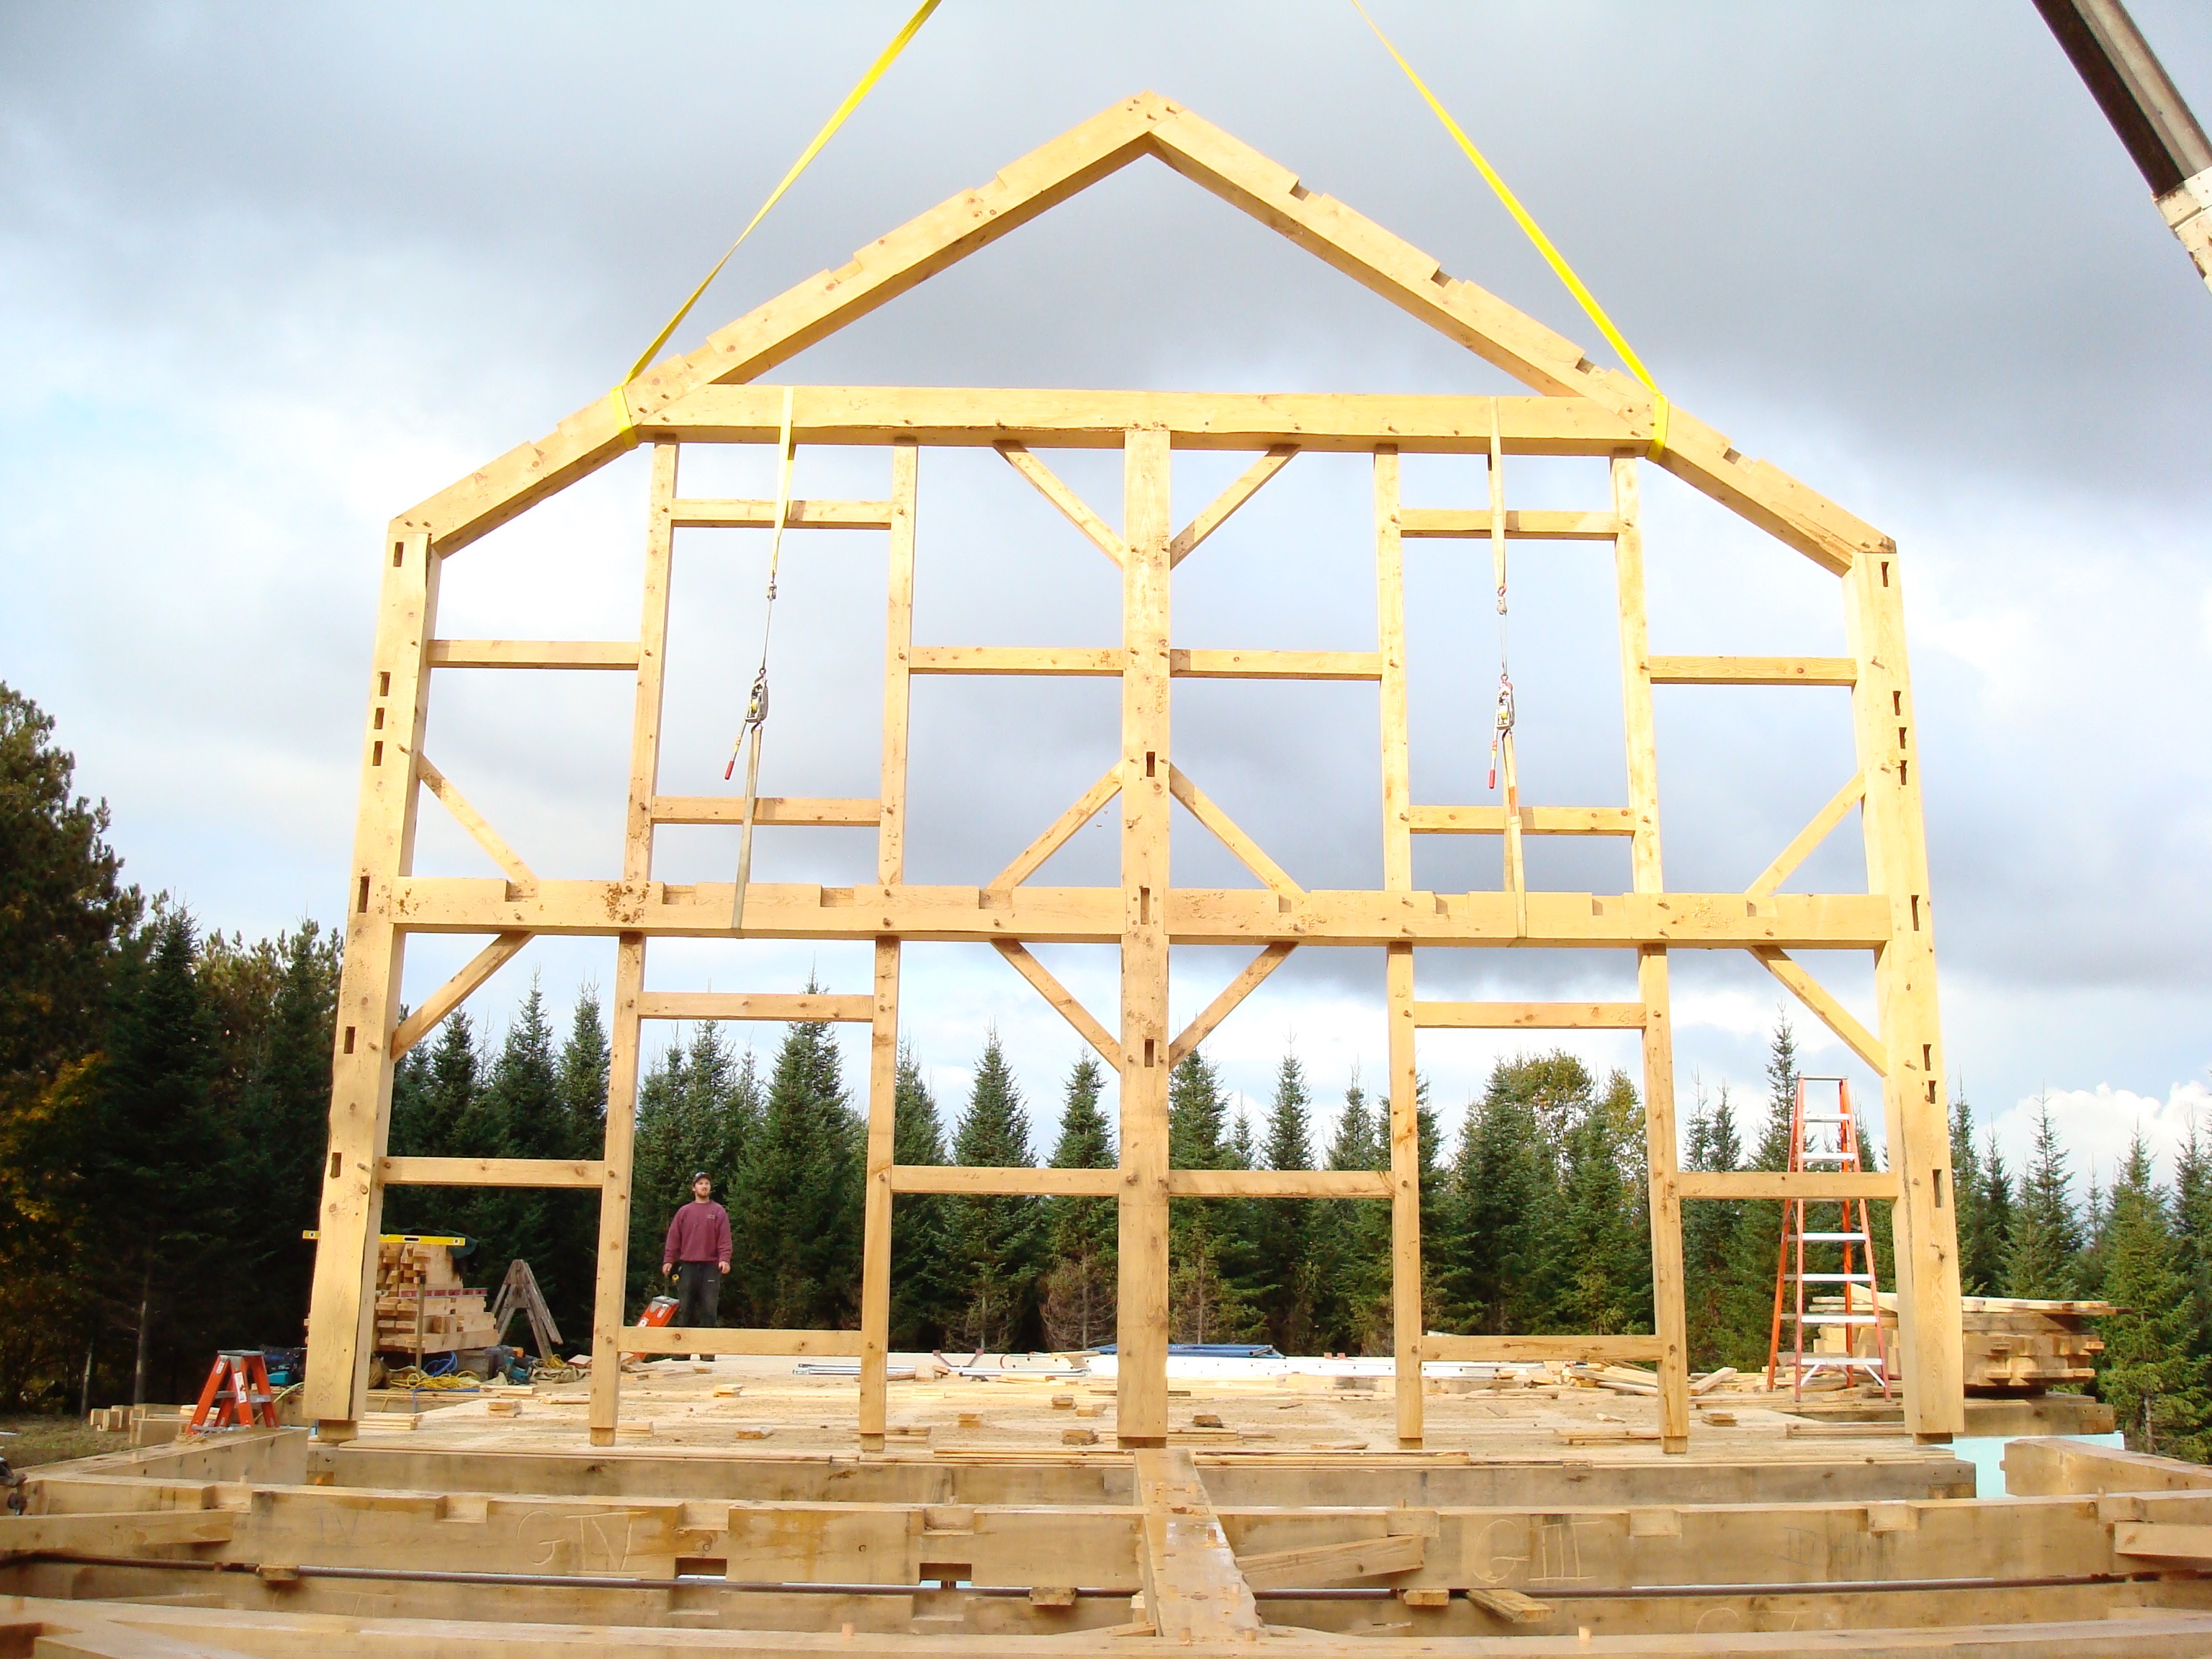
[184,1351,281,1434]
[1766,1076,1892,1400]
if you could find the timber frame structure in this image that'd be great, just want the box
[302,91,1964,1452]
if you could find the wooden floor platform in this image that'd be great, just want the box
[6,1359,2212,1653]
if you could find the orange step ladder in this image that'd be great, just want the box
[184,1350,281,1434]
[1766,1076,1892,1400]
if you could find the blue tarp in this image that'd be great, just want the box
[1092,1343,1282,1359]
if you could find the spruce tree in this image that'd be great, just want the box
[739,1015,864,1328]
[1681,1077,1743,1366]
[464,983,565,1344]
[1251,1054,1322,1353]
[2098,1133,2210,1457]
[1040,1053,1117,1350]
[1951,1090,2005,1295]
[1321,1073,1387,1350]
[2174,1125,2212,1376]
[2005,1098,2082,1299]
[1545,1069,1650,1335]
[1717,1012,1802,1367]
[231,923,338,1340]
[546,992,611,1349]
[947,1032,1043,1350]
[889,1047,956,1348]
[1166,1052,1257,1342]
[1446,1069,1548,1336]
[80,909,235,1402]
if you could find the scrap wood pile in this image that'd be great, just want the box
[374,1238,498,1356]
[1873,1292,2110,1393]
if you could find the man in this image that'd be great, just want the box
[662,1172,732,1359]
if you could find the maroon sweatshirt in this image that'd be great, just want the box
[662,1200,732,1269]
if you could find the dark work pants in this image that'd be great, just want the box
[674,1261,722,1331]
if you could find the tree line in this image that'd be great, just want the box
[3,679,2208,1457]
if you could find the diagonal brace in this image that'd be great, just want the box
[390,932,531,1058]
[987,762,1123,890]
[992,940,1121,1066]
[1751,945,1887,1076]
[1168,445,1297,566]
[1748,773,1865,899]
[1169,942,1295,1066]
[994,442,1125,566]
[1166,763,1303,900]
[417,755,537,889]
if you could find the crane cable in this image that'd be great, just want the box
[729,387,797,932]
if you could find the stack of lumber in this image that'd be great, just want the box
[1870,1292,2110,1393]
[373,1239,498,1355]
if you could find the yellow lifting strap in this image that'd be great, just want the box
[607,0,943,445]
[1349,0,1668,462]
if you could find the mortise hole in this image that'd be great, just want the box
[1897,726,1908,750]
[1288,181,1310,200]
[372,740,383,766]
[357,874,371,912]
[1934,1168,1948,1209]
[1910,894,1922,930]
[343,1026,356,1054]
[1139,886,1151,925]
[1891,691,1902,716]
[1923,1043,1932,1071]
[1145,751,1156,779]
[1880,560,1891,588]
[379,672,392,696]
[1898,759,1909,786]
[328,1151,343,1180]
[1143,1038,1156,1068]
[373,708,385,730]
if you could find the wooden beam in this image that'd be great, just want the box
[908,644,1122,676]
[0,1511,235,1555]
[385,878,1895,949]
[634,992,873,1023]
[387,932,530,1058]
[890,1164,1119,1197]
[1166,763,1302,899]
[649,796,880,827]
[1648,655,1857,687]
[1134,1447,1265,1641]
[1233,1532,1424,1590]
[1747,774,1866,900]
[1408,804,1637,837]
[667,498,893,530]
[651,385,1640,456]
[1751,945,1889,1075]
[1400,507,1619,540]
[428,640,640,670]
[1168,942,1295,1066]
[1673,1170,1901,1201]
[992,940,1122,1066]
[623,1326,865,1357]
[1169,648,1381,680]
[1169,1169,1390,1198]
[415,755,536,889]
[1167,445,1295,566]
[995,441,1127,565]
[378,1157,603,1188]
[1117,426,1173,1449]
[1616,454,1691,1455]
[986,764,1123,890]
[1411,1000,1645,1029]
[1422,1334,1665,1363]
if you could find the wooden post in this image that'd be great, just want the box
[589,442,678,1445]
[1844,541,1964,1440]
[858,439,916,1449]
[1115,426,1170,1448]
[1614,454,1691,1452]
[303,526,439,1436]
[1376,446,1422,1447]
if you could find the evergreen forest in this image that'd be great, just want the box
[4,681,2209,1458]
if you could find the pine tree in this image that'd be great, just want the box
[2098,1133,2210,1457]
[889,1047,957,1349]
[947,1033,1043,1350]
[2005,1097,2082,1299]
[1040,1053,1117,1350]
[1251,1054,1322,1354]
[738,1015,863,1329]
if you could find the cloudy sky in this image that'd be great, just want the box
[4,3,2208,1189]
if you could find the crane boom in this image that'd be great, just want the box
[2035,0,2212,294]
